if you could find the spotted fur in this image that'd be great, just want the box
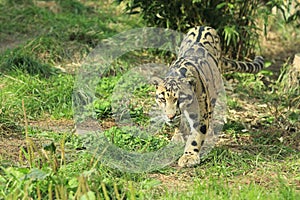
[154,26,264,167]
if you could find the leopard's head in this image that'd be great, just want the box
[152,77,181,124]
[152,74,197,125]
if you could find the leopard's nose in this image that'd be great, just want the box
[167,114,176,120]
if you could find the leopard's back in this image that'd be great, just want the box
[178,26,222,64]
[174,26,224,113]
[178,26,264,74]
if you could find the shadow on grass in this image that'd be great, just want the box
[0,50,59,78]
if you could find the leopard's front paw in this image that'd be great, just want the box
[178,153,200,167]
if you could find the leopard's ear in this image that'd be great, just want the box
[150,76,163,88]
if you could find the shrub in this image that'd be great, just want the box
[117,0,299,59]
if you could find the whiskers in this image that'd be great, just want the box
[165,115,180,126]
[149,106,181,129]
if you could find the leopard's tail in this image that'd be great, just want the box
[221,56,264,73]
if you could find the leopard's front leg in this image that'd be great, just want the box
[178,110,208,167]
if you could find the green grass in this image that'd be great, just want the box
[0,0,299,199]
[1,72,73,119]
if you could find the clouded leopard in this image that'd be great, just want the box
[153,26,264,167]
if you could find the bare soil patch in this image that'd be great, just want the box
[261,31,300,76]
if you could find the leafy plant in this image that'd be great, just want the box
[117,0,263,59]
[104,126,169,152]
[117,0,300,59]
[261,0,300,29]
[94,76,120,118]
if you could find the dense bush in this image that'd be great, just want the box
[117,0,299,59]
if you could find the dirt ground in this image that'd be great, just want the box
[261,31,300,76]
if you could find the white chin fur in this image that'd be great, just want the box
[164,115,180,126]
